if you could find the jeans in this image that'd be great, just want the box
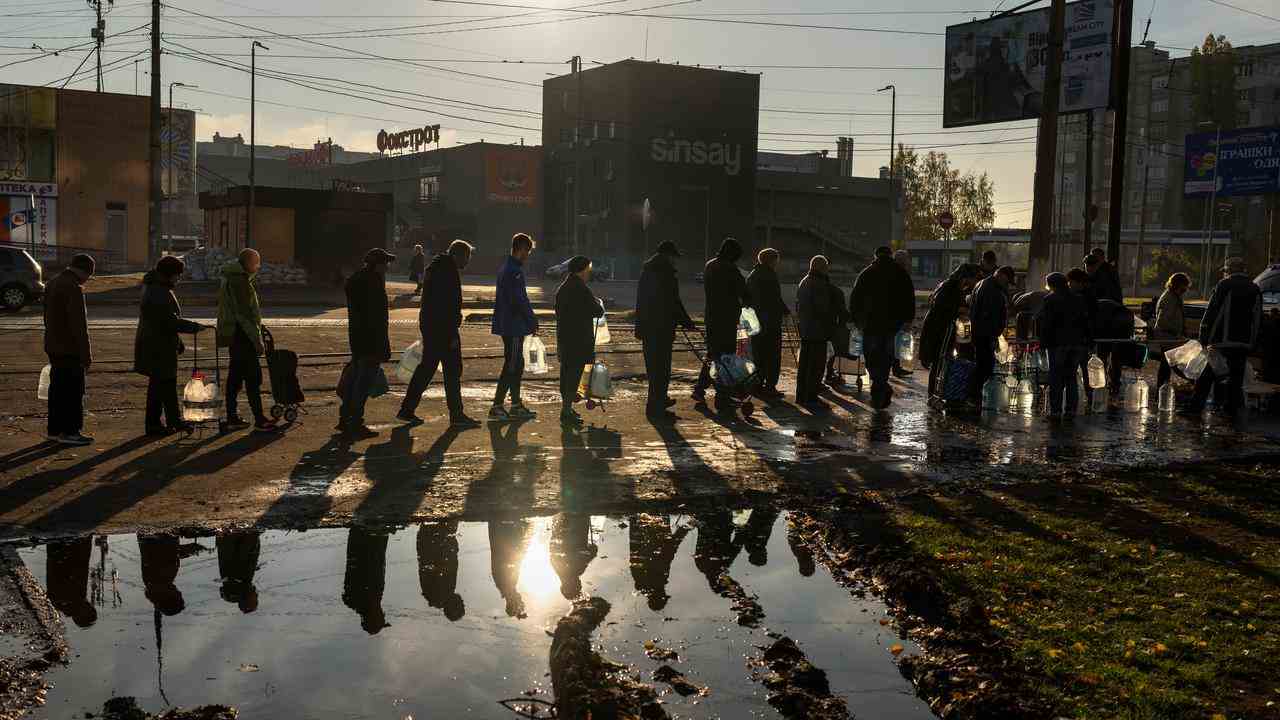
[642,329,675,412]
[340,356,382,425]
[862,333,895,408]
[751,329,782,391]
[1190,346,1248,412]
[969,335,998,401]
[226,328,266,421]
[1048,345,1088,414]
[795,340,828,403]
[400,340,463,419]
[493,335,525,406]
[47,356,85,436]
[146,376,181,429]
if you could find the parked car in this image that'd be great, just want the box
[0,245,44,311]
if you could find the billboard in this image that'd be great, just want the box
[943,0,1114,127]
[485,148,538,206]
[0,183,58,253]
[1184,126,1280,197]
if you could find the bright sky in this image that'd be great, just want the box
[6,0,1278,226]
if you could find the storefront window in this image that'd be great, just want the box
[419,175,440,202]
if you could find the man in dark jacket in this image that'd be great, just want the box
[745,248,789,399]
[1187,257,1263,415]
[1036,272,1092,416]
[1086,250,1124,304]
[967,265,1014,402]
[636,241,694,419]
[850,246,916,409]
[339,248,395,435]
[795,255,833,405]
[490,233,539,420]
[692,237,752,406]
[398,241,480,429]
[134,256,205,436]
[409,244,426,294]
[43,253,95,445]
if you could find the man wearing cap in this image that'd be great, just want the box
[636,241,694,419]
[339,247,395,436]
[43,253,95,445]
[1185,257,1262,416]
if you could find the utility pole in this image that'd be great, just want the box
[1105,0,1134,265]
[88,0,111,91]
[1028,0,1066,288]
[878,84,896,177]
[148,0,161,261]
[248,40,268,250]
[1084,109,1095,249]
[571,55,582,256]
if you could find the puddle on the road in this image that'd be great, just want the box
[18,512,930,720]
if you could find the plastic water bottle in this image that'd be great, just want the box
[849,327,863,357]
[982,376,1008,410]
[37,365,52,400]
[1158,383,1176,413]
[1123,375,1149,412]
[895,331,914,367]
[1017,377,1036,411]
[396,341,423,383]
[1090,387,1109,413]
[1087,354,1107,389]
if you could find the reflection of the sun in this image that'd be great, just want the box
[516,517,559,603]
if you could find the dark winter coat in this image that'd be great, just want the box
[1091,261,1124,304]
[702,239,751,349]
[746,263,789,332]
[795,271,834,342]
[1036,288,1092,349]
[345,266,391,360]
[969,276,1009,339]
[492,255,537,338]
[635,253,693,339]
[419,253,463,344]
[850,256,915,336]
[1200,273,1263,349]
[133,272,201,379]
[919,264,978,369]
[409,252,426,280]
[555,273,605,370]
[43,268,91,365]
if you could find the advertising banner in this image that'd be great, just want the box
[1183,126,1280,197]
[485,148,539,206]
[0,191,57,253]
[943,0,1114,127]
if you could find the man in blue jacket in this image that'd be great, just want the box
[491,233,539,420]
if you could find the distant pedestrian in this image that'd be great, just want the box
[1185,257,1262,415]
[967,265,1014,403]
[636,241,694,420]
[217,248,276,432]
[1036,272,1091,417]
[399,240,480,428]
[692,237,752,409]
[979,250,998,278]
[850,246,916,409]
[919,263,979,393]
[795,255,834,405]
[134,256,205,436]
[490,233,539,421]
[746,248,789,399]
[409,245,426,294]
[43,253,95,445]
[338,248,396,436]
[891,249,916,378]
[1153,272,1191,389]
[555,256,604,427]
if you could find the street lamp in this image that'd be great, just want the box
[167,81,197,253]
[877,84,896,177]
[248,40,268,250]
[1198,120,1221,296]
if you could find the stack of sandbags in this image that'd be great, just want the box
[181,246,308,285]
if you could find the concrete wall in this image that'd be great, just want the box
[202,204,294,264]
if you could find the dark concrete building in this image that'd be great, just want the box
[541,60,760,278]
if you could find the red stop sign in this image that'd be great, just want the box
[937,210,955,230]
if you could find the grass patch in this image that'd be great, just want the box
[888,462,1280,719]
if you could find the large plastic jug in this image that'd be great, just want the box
[849,327,863,357]
[1087,354,1107,389]
[895,331,914,367]
[1090,387,1109,413]
[1158,383,1176,412]
[1165,340,1202,376]
[737,307,761,339]
[37,364,51,400]
[1123,375,1149,412]
[588,361,611,398]
[396,340,423,383]
[182,372,221,422]
[523,335,548,375]
[593,315,611,346]
[982,376,1008,410]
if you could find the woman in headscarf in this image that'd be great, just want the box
[919,263,980,394]
[554,256,604,426]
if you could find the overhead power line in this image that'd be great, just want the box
[1199,0,1280,24]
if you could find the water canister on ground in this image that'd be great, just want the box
[1090,387,1109,413]
[1158,383,1176,412]
[37,364,51,400]
[982,376,1008,410]
[895,331,914,363]
[1123,375,1150,412]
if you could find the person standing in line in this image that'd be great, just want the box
[1185,257,1262,416]
[850,246,916,409]
[1086,250,1124,304]
[1036,272,1092,417]
[398,240,480,428]
[891,249,916,378]
[746,248,789,400]
[490,233,539,421]
[635,241,694,420]
[692,237,752,409]
[1153,272,1190,389]
[217,248,277,432]
[967,265,1014,403]
[43,253,95,446]
[338,248,396,436]
[408,244,426,295]
[919,263,980,395]
[134,256,205,436]
[978,250,999,278]
[554,256,604,427]
[795,255,834,406]
[823,278,850,388]
[1066,267,1098,401]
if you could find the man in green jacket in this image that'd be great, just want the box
[217,249,276,431]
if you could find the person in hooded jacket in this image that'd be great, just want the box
[216,248,276,432]
[399,240,480,428]
[1186,257,1263,415]
[134,256,205,436]
[692,237,752,407]
[555,256,605,426]
[339,248,395,436]
[635,241,694,419]
[920,263,980,395]
[746,248,789,399]
[850,246,916,409]
[795,255,834,405]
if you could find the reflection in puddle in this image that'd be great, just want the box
[19,513,931,720]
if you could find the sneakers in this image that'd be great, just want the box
[253,418,281,433]
[223,417,251,431]
[450,415,482,428]
[57,433,93,446]
[508,403,536,419]
[488,405,510,421]
[396,411,424,425]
